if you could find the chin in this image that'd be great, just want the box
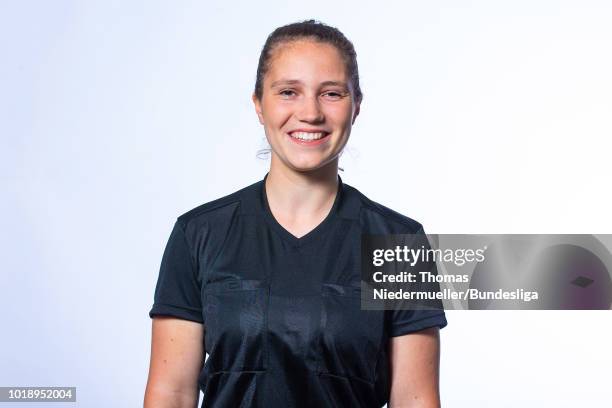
[271,149,339,173]
[287,158,337,173]
[288,163,323,173]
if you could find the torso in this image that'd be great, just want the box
[176,173,439,407]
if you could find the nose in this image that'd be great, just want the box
[296,94,325,123]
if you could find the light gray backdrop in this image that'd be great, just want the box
[2,0,611,406]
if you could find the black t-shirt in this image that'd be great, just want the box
[149,173,448,407]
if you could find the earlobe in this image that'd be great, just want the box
[352,103,361,125]
[252,93,264,125]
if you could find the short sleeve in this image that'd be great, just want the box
[388,226,448,337]
[388,309,448,337]
[149,220,203,323]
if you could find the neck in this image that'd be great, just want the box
[265,156,339,225]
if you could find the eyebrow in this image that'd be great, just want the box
[270,79,349,89]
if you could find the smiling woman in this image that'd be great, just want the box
[253,38,359,172]
[144,19,447,408]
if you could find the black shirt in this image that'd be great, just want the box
[149,173,448,407]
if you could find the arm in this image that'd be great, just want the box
[388,327,441,408]
[144,317,205,408]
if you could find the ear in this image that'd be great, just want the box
[351,101,361,125]
[252,93,264,125]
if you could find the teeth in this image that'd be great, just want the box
[290,131,326,140]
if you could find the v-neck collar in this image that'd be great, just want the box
[260,172,343,248]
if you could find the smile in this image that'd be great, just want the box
[288,131,329,141]
[287,130,331,147]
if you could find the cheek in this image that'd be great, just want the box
[324,102,354,123]
[262,100,293,122]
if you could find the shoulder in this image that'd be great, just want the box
[342,181,424,234]
[174,178,261,232]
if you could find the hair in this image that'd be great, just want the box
[253,19,363,104]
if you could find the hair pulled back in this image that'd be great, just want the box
[254,19,363,104]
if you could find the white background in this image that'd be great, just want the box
[2,1,611,406]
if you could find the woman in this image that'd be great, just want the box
[145,19,447,408]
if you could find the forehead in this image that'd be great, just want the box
[265,39,348,84]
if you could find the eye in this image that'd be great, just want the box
[322,91,344,100]
[279,89,296,98]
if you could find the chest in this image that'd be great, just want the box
[199,216,388,384]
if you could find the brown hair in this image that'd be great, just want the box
[253,19,363,104]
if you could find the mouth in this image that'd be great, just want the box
[287,130,331,146]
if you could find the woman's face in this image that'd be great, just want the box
[253,39,360,173]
